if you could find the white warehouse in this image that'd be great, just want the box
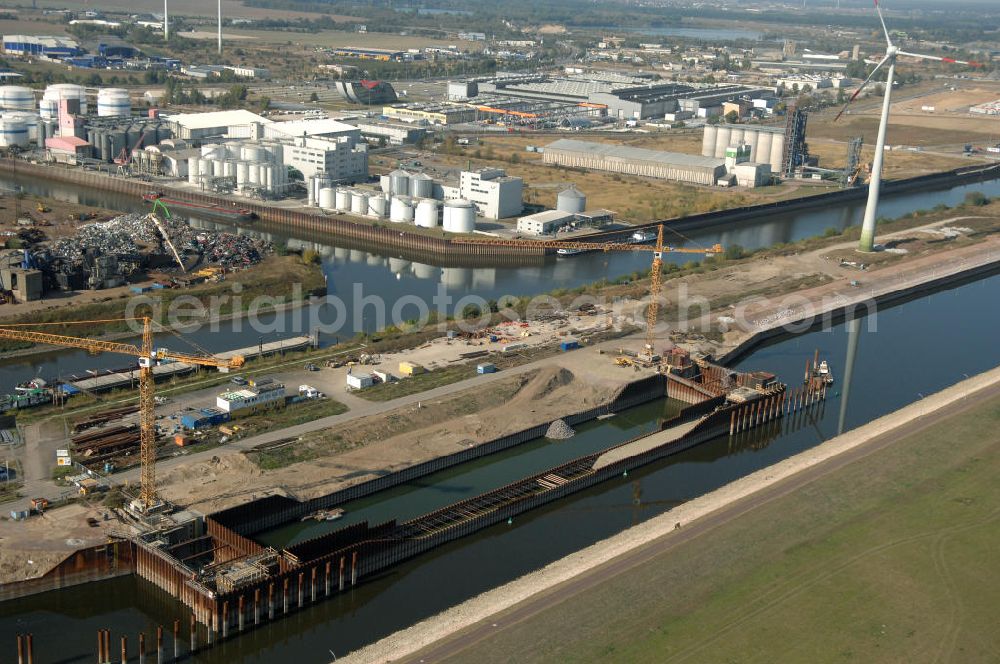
[457,168,523,219]
[543,139,726,186]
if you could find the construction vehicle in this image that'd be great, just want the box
[0,317,244,512]
[35,203,50,213]
[454,224,722,363]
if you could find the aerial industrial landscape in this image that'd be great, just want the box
[0,0,999,661]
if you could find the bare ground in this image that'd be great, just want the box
[157,366,620,512]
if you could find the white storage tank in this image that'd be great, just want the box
[351,191,369,215]
[96,88,131,117]
[0,117,30,148]
[198,158,211,176]
[1,111,39,143]
[248,163,259,184]
[368,194,388,218]
[42,84,87,115]
[318,187,336,209]
[188,156,200,184]
[213,159,224,177]
[415,198,440,228]
[201,143,221,159]
[241,144,266,163]
[236,161,250,186]
[335,188,352,212]
[380,174,391,193]
[701,124,718,157]
[389,169,410,196]
[714,126,731,157]
[754,131,773,167]
[769,134,785,173]
[389,196,414,223]
[443,199,476,233]
[557,188,586,214]
[0,86,34,112]
[410,172,433,198]
[264,165,274,190]
[223,161,235,178]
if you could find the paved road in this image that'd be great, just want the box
[400,377,1000,663]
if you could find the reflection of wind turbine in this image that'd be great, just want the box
[835,1,982,253]
[837,316,861,435]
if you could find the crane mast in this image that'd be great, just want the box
[0,317,244,511]
[453,224,722,363]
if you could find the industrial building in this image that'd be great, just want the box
[353,121,426,145]
[457,168,523,219]
[329,47,410,62]
[166,109,270,140]
[516,210,577,236]
[543,139,726,186]
[381,103,478,125]
[701,124,788,173]
[216,378,285,417]
[2,35,82,58]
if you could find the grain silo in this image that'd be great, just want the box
[410,172,433,198]
[701,124,718,157]
[557,188,586,214]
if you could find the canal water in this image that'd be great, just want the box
[1,270,997,663]
[0,172,998,393]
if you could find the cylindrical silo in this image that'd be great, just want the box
[0,117,30,148]
[557,188,586,214]
[701,124,718,157]
[755,131,773,166]
[336,188,351,212]
[38,98,59,121]
[0,86,34,112]
[248,163,259,184]
[210,159,222,177]
[714,126,731,158]
[319,187,336,209]
[368,194,388,218]
[379,174,391,193]
[389,196,414,223]
[769,134,785,173]
[223,161,235,178]
[43,84,87,115]
[241,144,265,163]
[728,127,744,149]
[410,172,433,198]
[443,199,475,233]
[351,191,369,215]
[237,161,249,187]
[97,88,130,117]
[264,165,274,191]
[415,198,440,228]
[188,156,200,184]
[389,169,410,196]
[201,143,220,159]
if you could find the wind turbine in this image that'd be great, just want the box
[835,0,981,252]
[163,0,169,40]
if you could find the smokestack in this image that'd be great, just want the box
[164,0,169,40]
[217,0,222,54]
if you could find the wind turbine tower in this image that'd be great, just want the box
[836,0,980,252]
[163,0,169,40]
[218,0,223,54]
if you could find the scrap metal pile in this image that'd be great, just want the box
[30,213,272,290]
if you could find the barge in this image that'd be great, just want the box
[142,192,257,223]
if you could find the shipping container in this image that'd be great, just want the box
[560,340,581,351]
[346,373,374,390]
[477,363,497,374]
[398,361,425,376]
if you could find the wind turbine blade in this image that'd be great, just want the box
[834,54,891,122]
[895,51,984,67]
[874,0,892,46]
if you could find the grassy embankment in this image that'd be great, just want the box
[444,389,1000,664]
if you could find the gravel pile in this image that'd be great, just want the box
[545,419,576,440]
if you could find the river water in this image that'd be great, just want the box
[0,172,998,393]
[1,266,997,663]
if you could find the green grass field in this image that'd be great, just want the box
[444,391,1000,664]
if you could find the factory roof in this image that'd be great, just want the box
[519,209,576,223]
[268,118,358,138]
[167,109,270,130]
[545,139,725,169]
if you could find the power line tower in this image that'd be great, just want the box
[782,105,809,178]
[843,136,864,187]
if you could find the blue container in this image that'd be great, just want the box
[180,414,205,430]
[489,335,498,342]
[560,341,580,352]
[477,363,496,374]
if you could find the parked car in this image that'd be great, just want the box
[304,363,319,371]
[230,376,248,385]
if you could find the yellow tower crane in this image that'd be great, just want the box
[453,224,723,361]
[0,317,244,511]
